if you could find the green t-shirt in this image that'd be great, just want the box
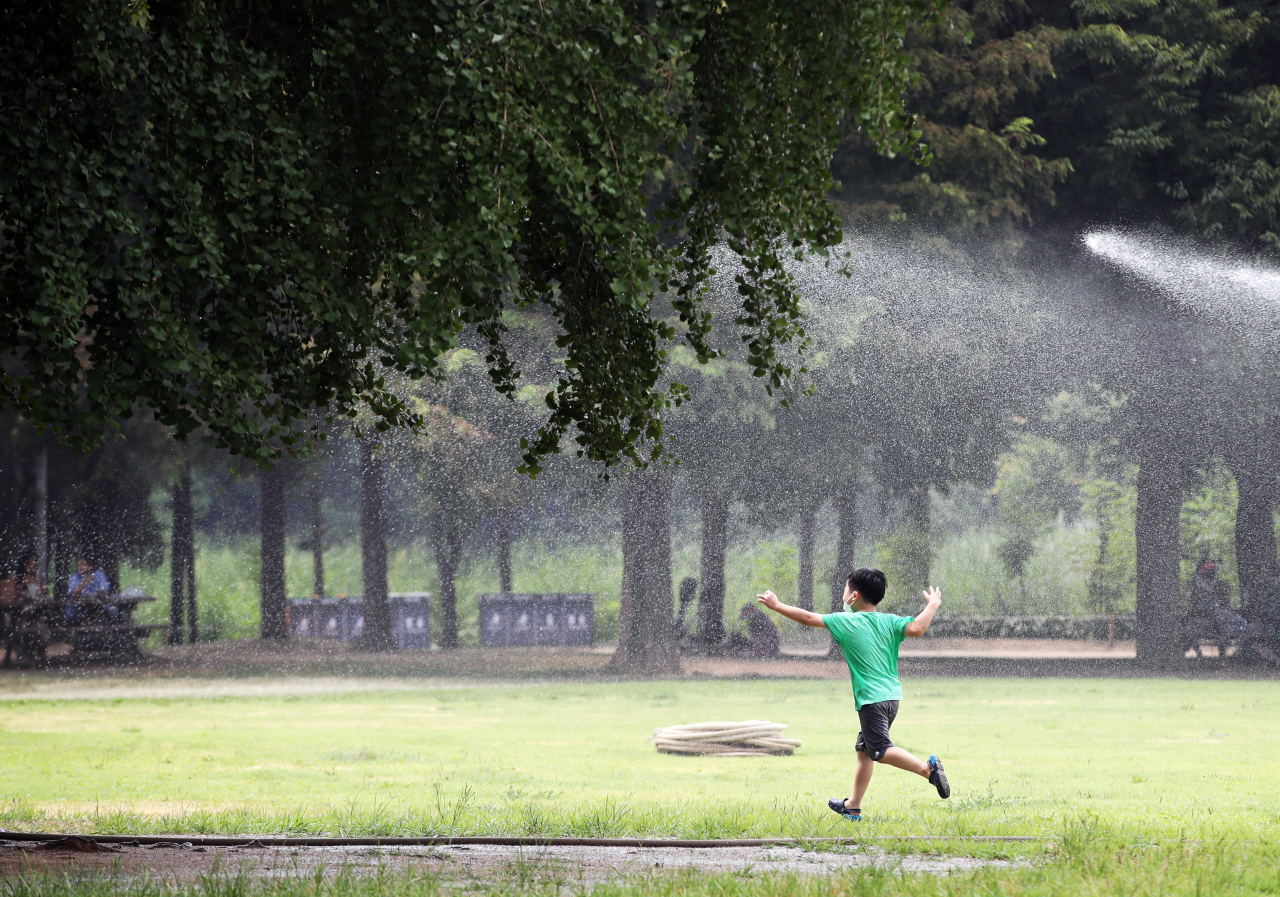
[823,610,913,709]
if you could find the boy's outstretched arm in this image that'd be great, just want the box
[756,590,827,628]
[904,587,942,638]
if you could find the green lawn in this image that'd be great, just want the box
[0,676,1276,852]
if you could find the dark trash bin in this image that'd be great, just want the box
[391,592,431,650]
[478,593,593,647]
[288,593,432,649]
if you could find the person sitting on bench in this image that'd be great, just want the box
[66,556,112,625]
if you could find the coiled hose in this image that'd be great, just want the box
[651,720,801,756]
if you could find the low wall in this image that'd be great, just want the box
[925,614,1136,641]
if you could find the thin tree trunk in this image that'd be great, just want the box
[310,475,325,598]
[906,483,932,587]
[433,515,463,649]
[1134,450,1184,668]
[1232,460,1276,619]
[497,511,513,593]
[612,469,680,676]
[181,465,197,644]
[169,475,186,645]
[797,500,817,611]
[696,490,728,645]
[98,478,122,593]
[52,500,71,604]
[35,447,48,586]
[169,463,196,644]
[829,483,857,613]
[358,437,395,651]
[260,464,287,640]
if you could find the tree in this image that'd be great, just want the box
[2,0,941,473]
[1044,0,1279,250]
[358,436,395,652]
[836,233,1043,592]
[612,467,681,676]
[833,0,1071,229]
[666,309,779,645]
[389,347,542,648]
[990,434,1080,602]
[260,465,287,640]
[168,453,197,645]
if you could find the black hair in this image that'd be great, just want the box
[678,577,698,607]
[846,568,888,605]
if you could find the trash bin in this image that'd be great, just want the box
[288,593,433,649]
[477,594,593,647]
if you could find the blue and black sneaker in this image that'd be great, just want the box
[928,755,950,799]
[826,798,861,821]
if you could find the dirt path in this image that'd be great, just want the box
[0,839,1014,884]
[0,638,1271,697]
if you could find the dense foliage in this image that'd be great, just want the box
[1,0,941,467]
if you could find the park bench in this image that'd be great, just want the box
[2,594,168,667]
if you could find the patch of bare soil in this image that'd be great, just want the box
[0,840,1014,884]
[0,637,1272,697]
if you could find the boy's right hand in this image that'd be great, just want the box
[756,590,780,611]
[923,586,942,604]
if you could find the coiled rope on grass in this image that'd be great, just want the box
[651,720,801,756]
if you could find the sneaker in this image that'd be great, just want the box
[826,797,861,821]
[928,755,950,799]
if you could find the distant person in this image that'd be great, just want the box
[1182,560,1243,660]
[66,556,112,626]
[0,565,17,608]
[674,577,698,641]
[735,602,780,657]
[756,568,949,821]
[68,556,109,601]
[17,554,46,601]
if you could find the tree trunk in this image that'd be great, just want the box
[260,464,287,640]
[1232,459,1276,618]
[696,490,728,645]
[829,483,857,613]
[35,447,48,586]
[497,511,513,593]
[797,500,817,611]
[170,463,196,644]
[358,437,395,651]
[51,498,71,603]
[612,469,681,676]
[906,483,932,587]
[1134,450,1184,668]
[169,476,186,645]
[310,474,325,598]
[433,514,463,648]
[181,465,197,644]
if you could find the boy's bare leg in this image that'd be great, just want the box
[878,746,931,778]
[847,750,875,808]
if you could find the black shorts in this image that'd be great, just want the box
[854,700,899,761]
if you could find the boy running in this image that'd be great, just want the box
[756,567,949,821]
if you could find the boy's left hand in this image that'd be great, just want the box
[756,590,780,610]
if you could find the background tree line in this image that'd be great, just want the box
[3,0,1279,672]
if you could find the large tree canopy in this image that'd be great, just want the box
[1,0,941,467]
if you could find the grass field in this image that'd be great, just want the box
[1,676,1276,853]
